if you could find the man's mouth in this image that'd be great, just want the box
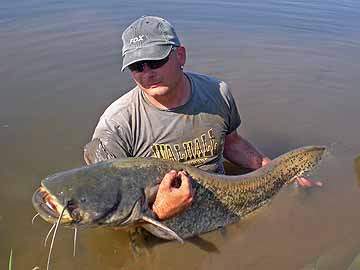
[147,80,162,87]
[149,83,161,88]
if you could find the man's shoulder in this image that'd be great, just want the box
[186,71,232,101]
[100,86,140,121]
[186,71,225,86]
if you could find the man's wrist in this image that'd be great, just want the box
[151,203,163,220]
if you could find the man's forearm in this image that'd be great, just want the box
[224,132,323,187]
[223,131,270,170]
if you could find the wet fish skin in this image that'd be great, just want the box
[157,145,326,239]
[33,146,326,240]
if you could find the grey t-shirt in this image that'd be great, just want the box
[87,72,241,173]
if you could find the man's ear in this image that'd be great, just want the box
[175,46,186,66]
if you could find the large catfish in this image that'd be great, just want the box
[33,146,326,242]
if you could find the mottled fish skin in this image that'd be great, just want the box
[141,146,326,239]
[33,146,326,240]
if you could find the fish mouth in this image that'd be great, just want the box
[32,187,73,224]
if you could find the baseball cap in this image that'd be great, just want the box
[121,16,181,71]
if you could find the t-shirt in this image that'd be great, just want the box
[87,71,241,173]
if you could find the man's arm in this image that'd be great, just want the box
[223,130,270,169]
[223,130,322,187]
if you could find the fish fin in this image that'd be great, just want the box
[140,215,184,244]
[144,184,160,206]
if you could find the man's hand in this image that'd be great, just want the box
[152,170,195,220]
[296,177,323,188]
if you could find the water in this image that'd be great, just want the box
[1,0,360,269]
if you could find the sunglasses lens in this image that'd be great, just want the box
[128,62,144,72]
[148,57,169,69]
[128,47,176,72]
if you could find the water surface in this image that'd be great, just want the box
[1,1,360,269]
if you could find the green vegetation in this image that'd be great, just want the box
[8,249,13,270]
[347,252,360,270]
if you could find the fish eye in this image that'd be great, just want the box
[66,200,82,221]
[70,208,81,221]
[67,199,78,210]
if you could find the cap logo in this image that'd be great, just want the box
[129,35,145,45]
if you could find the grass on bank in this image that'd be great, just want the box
[9,249,13,270]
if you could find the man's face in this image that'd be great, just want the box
[129,46,186,98]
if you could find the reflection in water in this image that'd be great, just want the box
[129,227,220,254]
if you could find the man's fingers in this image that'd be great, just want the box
[160,170,177,190]
[296,177,323,188]
[153,170,194,220]
[178,171,192,189]
[160,170,194,197]
[178,171,195,203]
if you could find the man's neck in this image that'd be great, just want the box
[144,73,191,110]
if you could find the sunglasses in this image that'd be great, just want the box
[128,47,177,72]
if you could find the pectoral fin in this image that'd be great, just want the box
[121,195,184,243]
[141,215,184,244]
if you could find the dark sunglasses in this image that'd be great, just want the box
[128,47,177,72]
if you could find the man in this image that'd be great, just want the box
[84,16,320,221]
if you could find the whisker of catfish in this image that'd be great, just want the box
[46,205,67,270]
[32,213,40,225]
[73,227,78,257]
[44,224,56,247]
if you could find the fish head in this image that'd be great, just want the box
[32,161,147,228]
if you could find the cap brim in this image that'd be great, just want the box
[121,45,173,72]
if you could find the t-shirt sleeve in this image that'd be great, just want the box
[84,117,131,164]
[219,81,241,134]
[227,89,241,134]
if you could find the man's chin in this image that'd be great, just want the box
[145,86,170,96]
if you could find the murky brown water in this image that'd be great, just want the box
[1,0,360,269]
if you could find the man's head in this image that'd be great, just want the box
[121,16,181,72]
[121,16,187,101]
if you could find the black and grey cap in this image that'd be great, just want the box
[121,16,181,71]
